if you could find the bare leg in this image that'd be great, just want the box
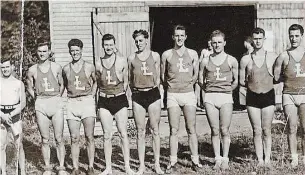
[298,104,305,165]
[167,106,181,166]
[52,109,66,169]
[261,105,274,164]
[83,117,96,169]
[15,133,26,175]
[67,119,81,170]
[147,100,164,174]
[0,126,8,175]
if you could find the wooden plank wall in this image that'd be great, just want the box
[257,3,305,55]
[49,1,146,67]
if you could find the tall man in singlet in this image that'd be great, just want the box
[27,38,66,175]
[274,24,305,168]
[128,30,164,175]
[1,58,26,175]
[199,30,238,170]
[95,34,134,175]
[62,39,97,175]
[240,28,277,167]
[161,25,202,173]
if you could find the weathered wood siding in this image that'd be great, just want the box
[49,1,147,66]
[257,3,305,55]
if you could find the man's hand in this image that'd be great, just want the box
[1,113,12,124]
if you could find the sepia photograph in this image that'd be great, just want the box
[1,0,305,174]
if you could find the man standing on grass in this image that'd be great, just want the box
[95,34,134,175]
[0,58,26,175]
[161,24,202,173]
[62,39,97,175]
[240,28,277,168]
[274,24,305,168]
[198,30,238,170]
[27,38,67,175]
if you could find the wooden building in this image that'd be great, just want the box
[49,1,305,66]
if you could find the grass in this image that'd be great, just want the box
[5,112,305,175]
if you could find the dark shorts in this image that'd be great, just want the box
[246,89,275,109]
[1,106,21,124]
[132,87,161,110]
[97,94,129,115]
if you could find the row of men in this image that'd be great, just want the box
[1,24,304,175]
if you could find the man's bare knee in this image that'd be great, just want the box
[253,127,262,137]
[103,132,112,141]
[288,124,298,135]
[170,127,179,136]
[85,134,94,144]
[262,127,271,137]
[211,128,220,137]
[137,127,145,139]
[70,134,80,144]
[220,127,230,137]
[42,137,49,146]
[54,134,64,146]
[150,126,160,136]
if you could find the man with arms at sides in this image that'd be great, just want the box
[274,24,305,168]
[62,39,97,175]
[95,34,134,175]
[161,24,202,173]
[240,28,277,167]
[195,40,214,110]
[27,38,66,175]
[199,30,238,170]
[0,58,26,175]
[128,29,164,175]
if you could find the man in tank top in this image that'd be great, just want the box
[199,30,238,170]
[128,30,164,175]
[240,28,277,168]
[26,38,66,175]
[274,24,305,168]
[161,25,202,173]
[95,34,134,175]
[1,58,26,175]
[62,39,97,175]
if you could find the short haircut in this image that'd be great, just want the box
[102,34,116,45]
[173,24,187,35]
[36,37,51,49]
[0,57,12,64]
[289,24,304,35]
[132,29,149,39]
[68,39,83,49]
[210,30,225,40]
[244,36,255,47]
[252,27,265,37]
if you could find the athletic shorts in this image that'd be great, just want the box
[97,94,129,115]
[246,89,275,109]
[0,107,22,136]
[167,91,197,108]
[204,93,233,109]
[132,87,161,110]
[239,86,247,106]
[35,96,64,117]
[66,95,96,121]
[283,94,305,107]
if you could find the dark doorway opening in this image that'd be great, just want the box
[150,6,255,109]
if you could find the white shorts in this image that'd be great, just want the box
[239,86,247,106]
[66,95,96,121]
[167,91,197,108]
[35,96,64,117]
[205,93,233,109]
[0,120,22,137]
[283,94,305,107]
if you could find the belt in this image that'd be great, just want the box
[133,86,157,92]
[0,104,19,110]
[99,91,125,98]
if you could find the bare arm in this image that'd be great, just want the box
[274,53,285,82]
[153,52,161,88]
[56,65,65,96]
[122,58,129,92]
[127,54,133,89]
[9,82,26,117]
[239,55,250,87]
[160,51,168,85]
[231,57,239,90]
[90,64,97,96]
[191,50,199,85]
[26,66,35,99]
[198,58,207,88]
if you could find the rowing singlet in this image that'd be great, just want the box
[205,55,232,93]
[66,62,92,97]
[99,56,124,95]
[167,49,193,93]
[35,62,60,96]
[131,52,157,88]
[283,51,305,94]
[247,52,274,93]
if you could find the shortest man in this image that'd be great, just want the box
[62,39,97,175]
[0,58,26,175]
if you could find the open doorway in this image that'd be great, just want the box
[150,6,255,109]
